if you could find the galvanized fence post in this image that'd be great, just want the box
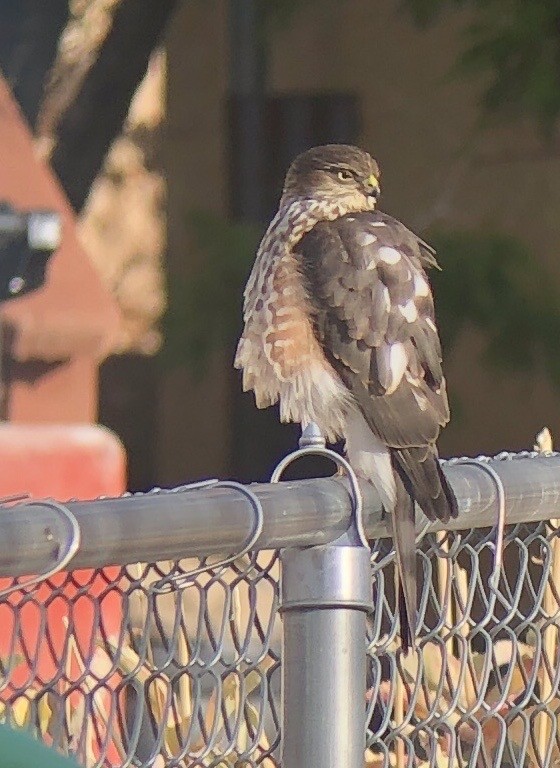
[280,543,373,768]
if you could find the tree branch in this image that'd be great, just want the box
[42,0,178,212]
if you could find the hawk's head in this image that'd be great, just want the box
[282,144,380,207]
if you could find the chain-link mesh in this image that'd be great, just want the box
[1,509,560,767]
[0,552,281,767]
[367,519,560,768]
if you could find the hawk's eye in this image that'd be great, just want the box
[336,169,354,182]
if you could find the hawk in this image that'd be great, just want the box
[235,144,458,651]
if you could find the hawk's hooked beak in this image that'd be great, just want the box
[365,174,380,201]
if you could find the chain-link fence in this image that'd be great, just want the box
[0,452,560,768]
[366,517,560,768]
[0,554,281,767]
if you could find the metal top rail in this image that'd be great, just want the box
[1,450,559,578]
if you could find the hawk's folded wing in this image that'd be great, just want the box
[296,209,457,522]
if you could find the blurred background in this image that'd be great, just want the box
[1,0,560,492]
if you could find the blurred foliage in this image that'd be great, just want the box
[430,230,560,383]
[163,211,261,373]
[165,212,560,387]
[403,0,560,135]
[265,0,560,135]
[263,0,339,28]
[260,0,315,27]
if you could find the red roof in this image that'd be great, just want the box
[0,74,120,362]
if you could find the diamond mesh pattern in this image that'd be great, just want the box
[367,519,560,768]
[1,513,560,767]
[0,552,281,767]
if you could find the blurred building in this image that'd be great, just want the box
[0,74,120,423]
[158,1,560,485]
[0,73,125,500]
[1,0,559,490]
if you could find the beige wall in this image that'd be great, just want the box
[159,0,560,483]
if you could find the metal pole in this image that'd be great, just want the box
[1,453,560,576]
[280,544,373,768]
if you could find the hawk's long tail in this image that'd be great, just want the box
[389,446,458,653]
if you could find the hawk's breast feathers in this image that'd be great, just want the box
[234,196,374,440]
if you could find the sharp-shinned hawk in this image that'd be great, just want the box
[235,143,458,651]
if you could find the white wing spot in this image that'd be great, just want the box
[399,300,418,323]
[412,388,429,411]
[369,221,387,228]
[382,286,391,311]
[413,273,430,297]
[378,246,401,265]
[426,317,437,333]
[356,231,377,247]
[388,343,408,391]
[378,342,408,394]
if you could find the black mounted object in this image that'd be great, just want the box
[0,202,61,301]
